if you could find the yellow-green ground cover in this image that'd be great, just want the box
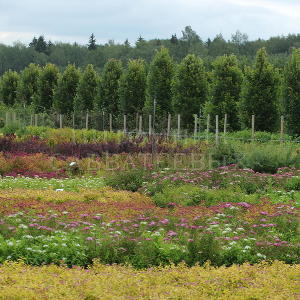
[0,260,299,300]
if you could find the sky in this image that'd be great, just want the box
[0,0,300,46]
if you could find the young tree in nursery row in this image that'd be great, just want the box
[98,59,123,114]
[118,59,146,115]
[239,47,280,132]
[16,63,40,107]
[35,63,59,112]
[145,47,174,118]
[53,64,80,115]
[0,70,19,106]
[172,54,207,128]
[74,64,99,113]
[207,54,243,131]
[283,48,300,135]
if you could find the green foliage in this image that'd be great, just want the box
[239,144,300,173]
[74,64,99,112]
[119,59,146,114]
[172,54,207,128]
[104,169,148,192]
[209,55,243,130]
[145,47,174,117]
[35,63,59,111]
[16,63,40,106]
[98,59,123,113]
[239,48,280,131]
[53,64,80,114]
[283,48,300,135]
[0,70,19,106]
[88,33,97,51]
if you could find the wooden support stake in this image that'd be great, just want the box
[109,113,112,132]
[72,113,75,128]
[167,114,171,138]
[59,114,63,129]
[12,112,16,123]
[215,115,219,145]
[177,114,181,139]
[139,115,142,134]
[85,112,89,130]
[223,113,227,143]
[194,114,198,139]
[5,112,9,126]
[30,115,33,126]
[34,114,38,127]
[251,114,255,142]
[206,114,210,142]
[148,115,152,135]
[123,114,127,134]
[280,115,284,143]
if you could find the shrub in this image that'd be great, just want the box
[104,168,149,192]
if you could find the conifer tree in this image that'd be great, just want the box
[172,54,207,127]
[74,64,99,112]
[283,48,300,135]
[239,48,280,131]
[35,63,59,111]
[145,47,174,117]
[119,59,146,115]
[17,63,40,107]
[0,70,19,106]
[53,64,80,114]
[98,59,123,113]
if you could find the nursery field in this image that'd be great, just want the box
[0,127,299,299]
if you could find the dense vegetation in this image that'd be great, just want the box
[1,28,300,133]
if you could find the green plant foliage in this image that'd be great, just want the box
[119,59,146,114]
[74,64,99,112]
[0,70,19,106]
[145,47,174,117]
[104,169,148,192]
[35,63,59,112]
[16,63,40,107]
[172,54,207,128]
[208,55,243,131]
[53,64,80,115]
[98,59,123,113]
[283,48,300,135]
[239,48,280,131]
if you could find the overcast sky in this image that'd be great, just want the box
[0,0,300,45]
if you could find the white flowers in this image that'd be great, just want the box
[69,162,77,167]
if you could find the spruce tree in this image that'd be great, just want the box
[172,54,207,128]
[17,63,40,107]
[145,47,174,117]
[239,48,280,131]
[209,55,243,130]
[74,64,99,112]
[35,63,59,112]
[98,59,123,113]
[53,64,80,115]
[283,48,300,135]
[0,70,19,106]
[88,34,97,50]
[119,59,146,115]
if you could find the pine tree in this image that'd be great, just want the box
[119,59,146,115]
[74,64,99,112]
[0,70,19,106]
[35,63,59,112]
[53,64,80,114]
[239,48,280,131]
[283,48,300,135]
[17,63,40,107]
[145,47,174,117]
[172,54,207,128]
[98,59,123,113]
[88,34,97,50]
[209,55,243,130]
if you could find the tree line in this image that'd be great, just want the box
[1,26,300,76]
[1,46,300,134]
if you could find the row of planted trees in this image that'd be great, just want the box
[0,47,300,133]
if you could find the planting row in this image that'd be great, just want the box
[0,260,299,299]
